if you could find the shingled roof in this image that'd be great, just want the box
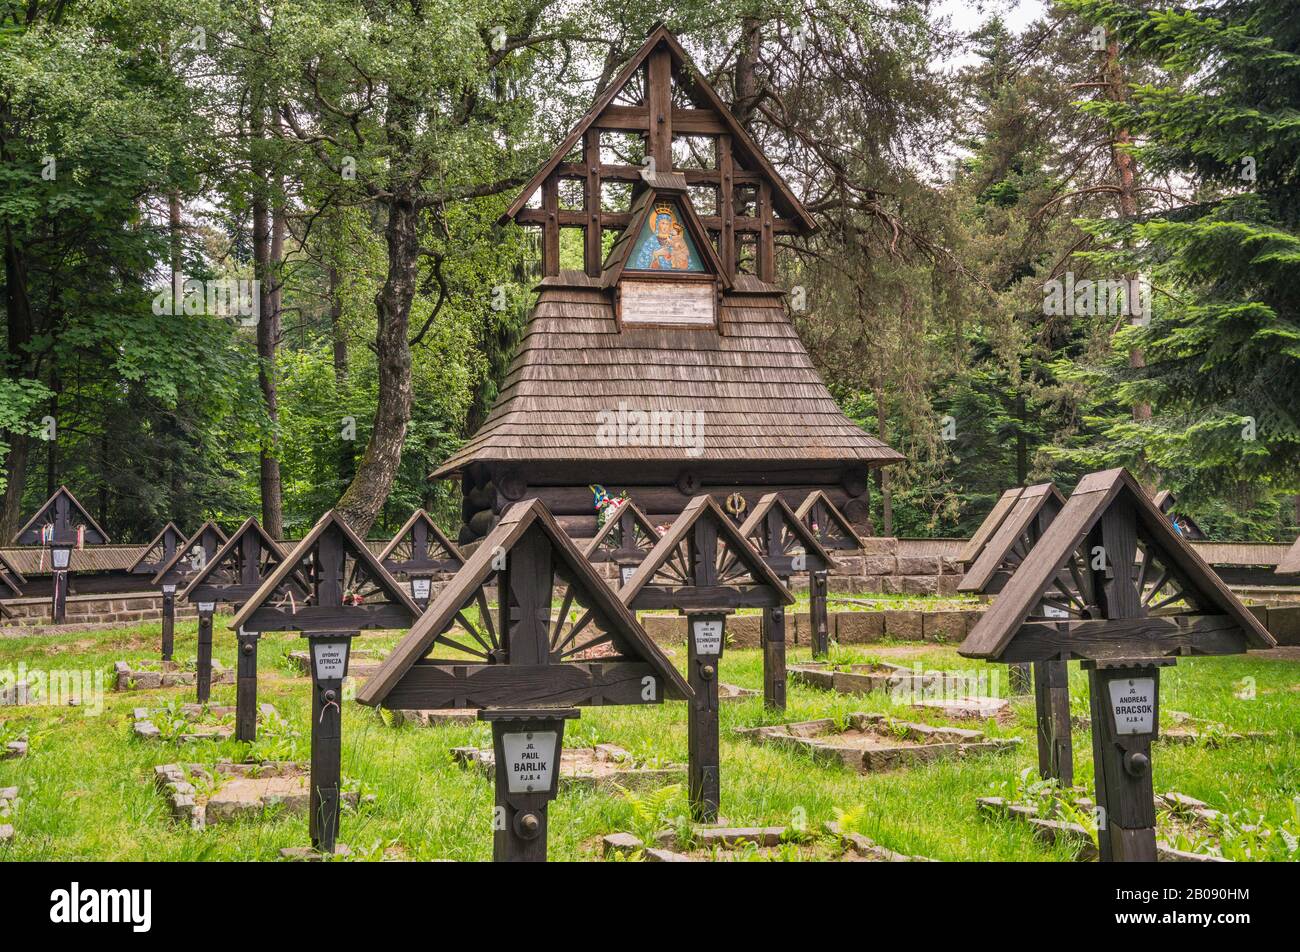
[433,274,902,475]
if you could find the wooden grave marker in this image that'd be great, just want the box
[581,501,663,589]
[378,508,465,610]
[152,522,228,667]
[0,549,25,619]
[619,495,792,821]
[1152,489,1206,541]
[1277,533,1300,577]
[959,468,1274,861]
[795,490,861,656]
[956,487,1034,693]
[358,499,690,861]
[739,493,833,710]
[179,517,303,737]
[230,510,421,855]
[12,486,110,623]
[130,522,187,656]
[957,483,1073,783]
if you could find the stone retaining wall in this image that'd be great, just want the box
[638,607,983,647]
[1,593,199,629]
[583,536,963,595]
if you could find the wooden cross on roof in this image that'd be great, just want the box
[738,493,833,578]
[794,490,861,552]
[959,469,1275,664]
[229,511,420,634]
[958,483,1066,596]
[957,487,1023,567]
[180,517,302,607]
[151,521,228,587]
[503,24,815,282]
[13,485,110,547]
[357,499,690,710]
[620,495,793,612]
[378,509,465,577]
[1151,489,1206,541]
[128,522,187,575]
[582,501,662,573]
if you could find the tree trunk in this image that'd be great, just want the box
[335,195,418,536]
[329,262,354,485]
[875,383,892,536]
[2,222,34,538]
[251,103,284,537]
[733,17,764,131]
[1104,34,1150,424]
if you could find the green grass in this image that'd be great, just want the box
[0,616,1296,861]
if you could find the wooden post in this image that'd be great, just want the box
[160,585,176,661]
[809,569,830,658]
[195,603,215,704]
[50,545,71,623]
[52,568,67,622]
[687,611,725,822]
[1008,662,1032,696]
[235,629,259,742]
[482,708,578,862]
[1033,659,1073,786]
[761,604,786,710]
[305,631,354,855]
[1086,663,1161,862]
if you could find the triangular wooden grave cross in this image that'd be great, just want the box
[357,499,691,711]
[1152,489,1207,541]
[13,485,110,546]
[620,495,794,612]
[128,522,187,575]
[738,493,833,578]
[0,549,24,616]
[1277,534,1300,576]
[959,469,1275,664]
[0,549,26,596]
[151,521,229,587]
[794,491,862,553]
[582,502,663,588]
[957,487,1024,567]
[180,518,303,607]
[229,511,421,634]
[958,484,1066,596]
[377,509,464,577]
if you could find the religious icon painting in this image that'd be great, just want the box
[629,200,705,272]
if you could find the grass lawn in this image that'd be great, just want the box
[1,616,1297,861]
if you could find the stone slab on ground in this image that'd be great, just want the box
[279,844,352,861]
[737,713,1017,773]
[719,683,759,701]
[114,659,232,692]
[601,823,930,862]
[452,743,684,791]
[133,703,279,742]
[153,760,364,830]
[2,738,28,760]
[386,708,478,726]
[910,696,1011,720]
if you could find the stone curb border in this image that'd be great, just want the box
[132,702,278,742]
[114,659,233,692]
[737,713,1020,773]
[602,822,932,862]
[976,792,1232,862]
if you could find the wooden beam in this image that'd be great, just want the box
[998,614,1249,663]
[647,46,672,173]
[541,175,559,276]
[378,661,664,709]
[719,134,735,277]
[583,128,602,277]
